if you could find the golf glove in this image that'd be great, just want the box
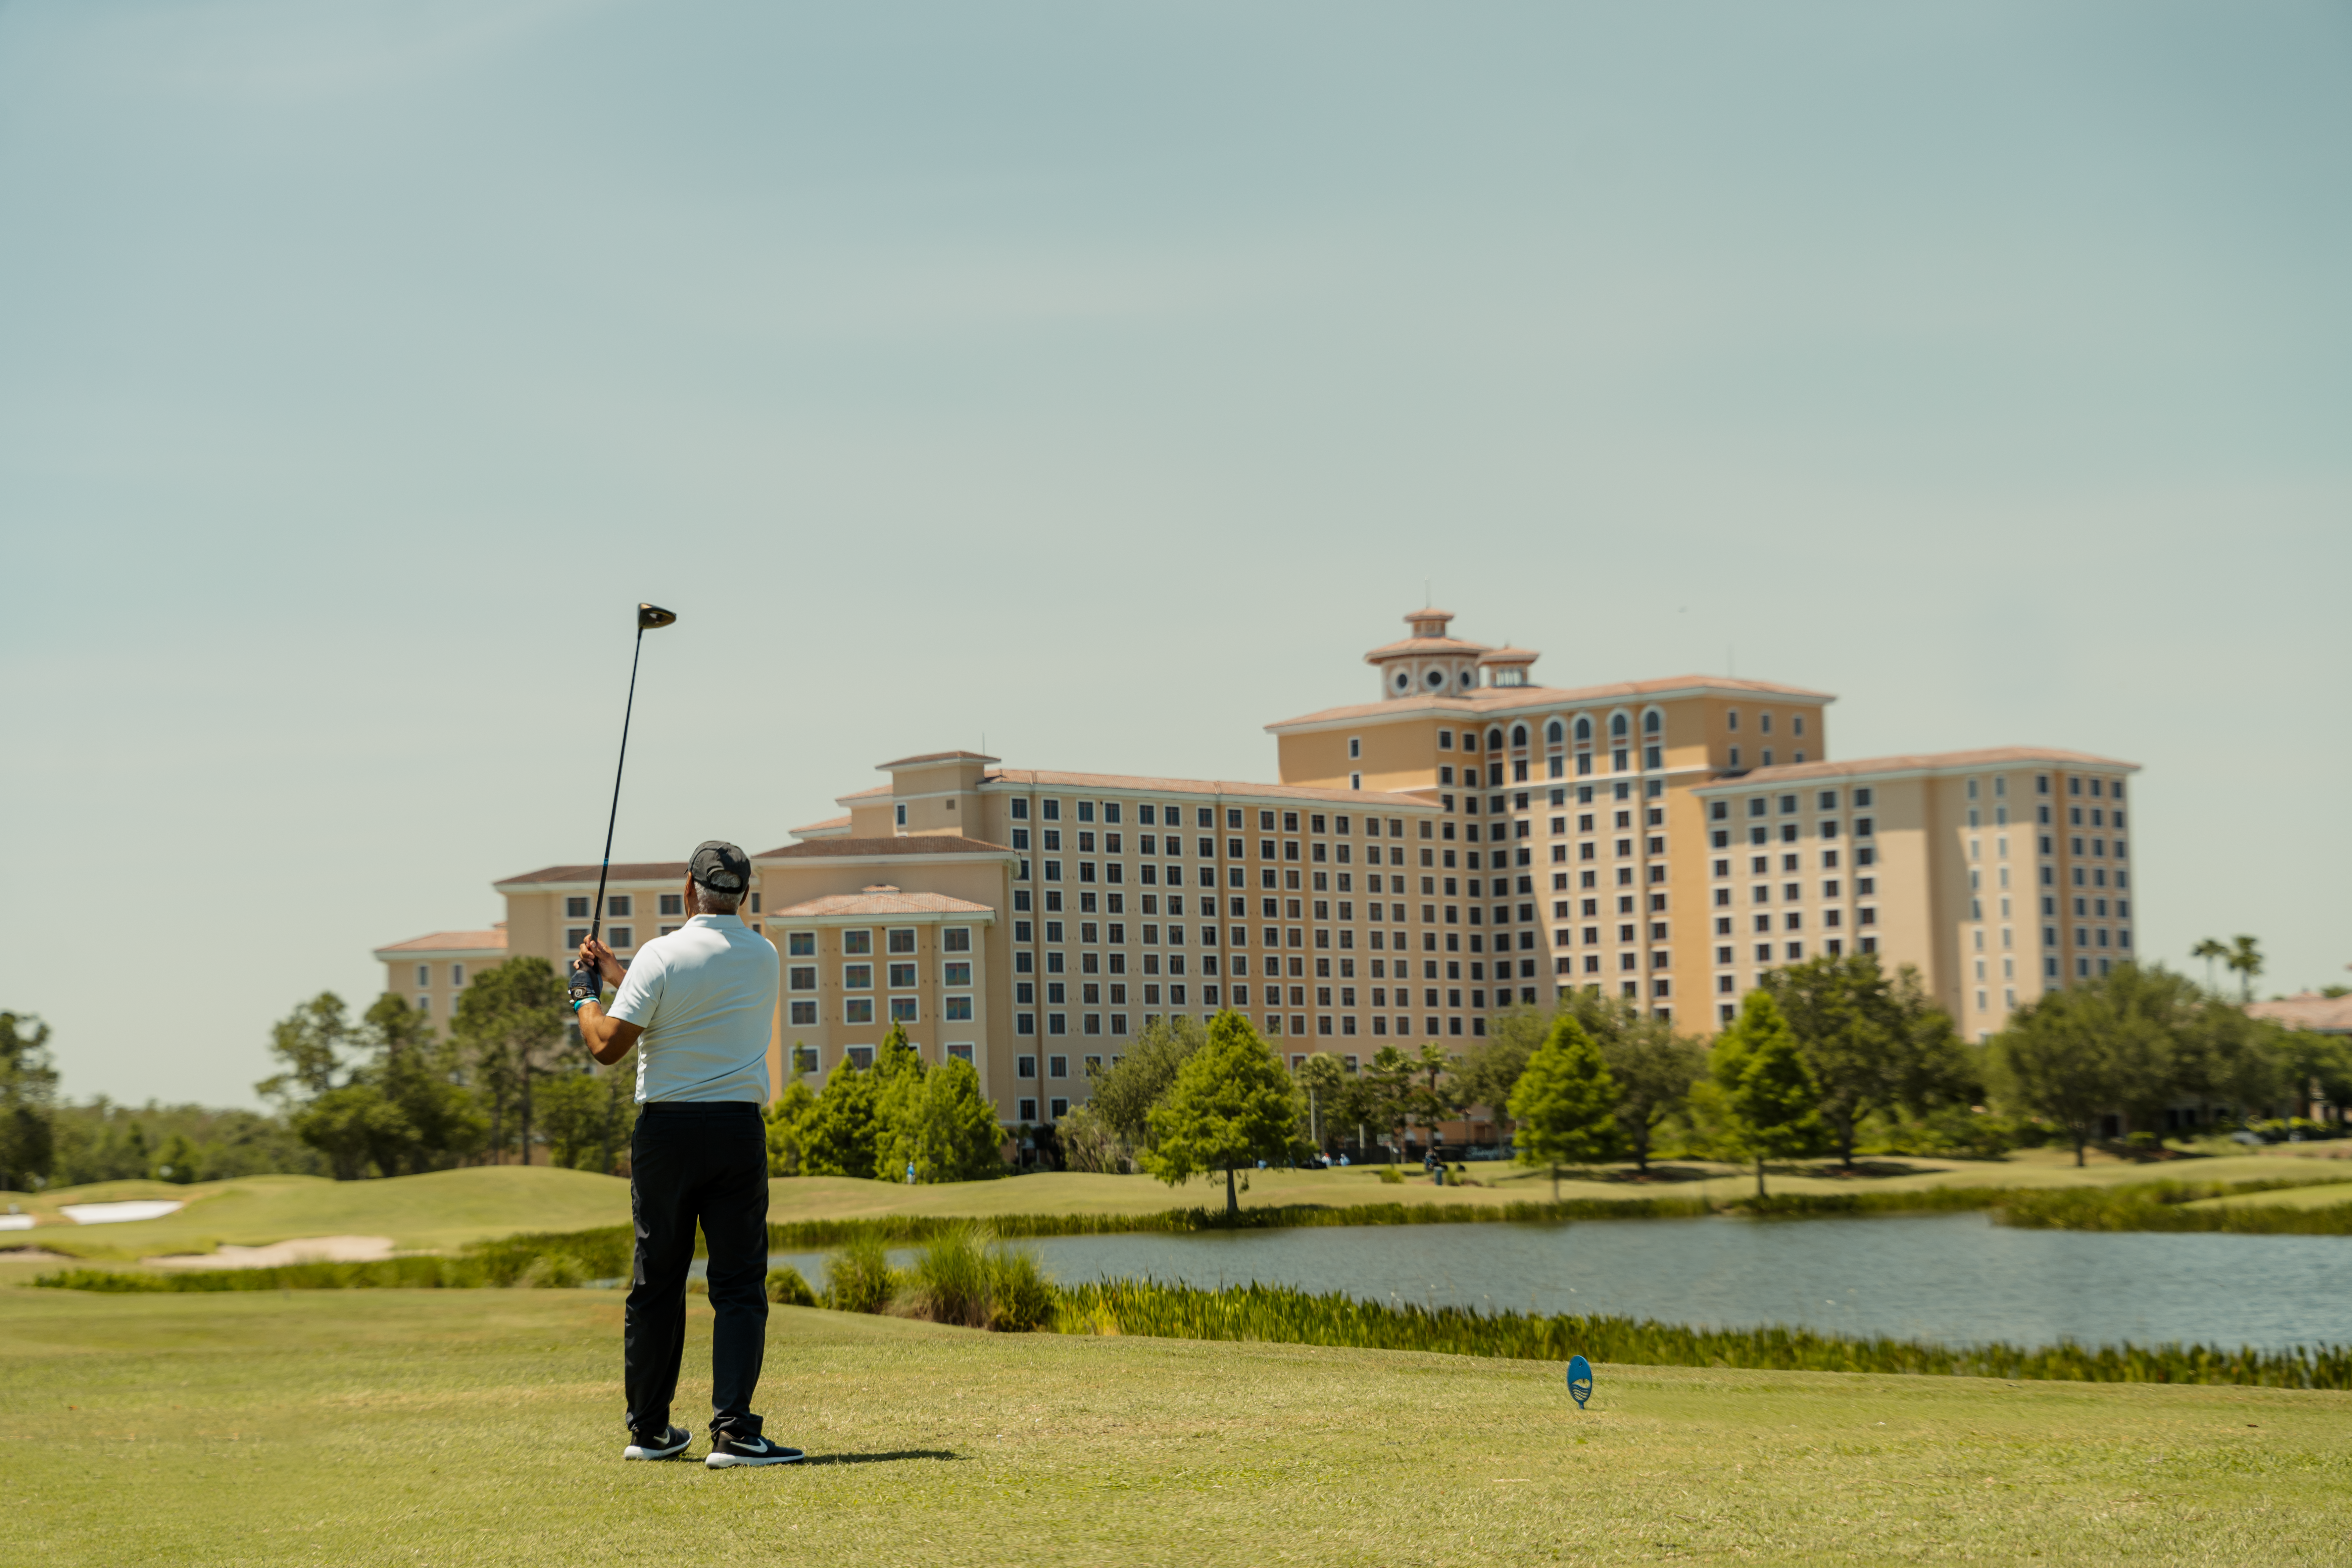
[568,962,603,1004]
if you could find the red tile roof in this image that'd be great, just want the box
[767,891,996,918]
[788,815,852,840]
[493,862,687,888]
[876,750,1001,769]
[751,836,1014,861]
[1693,746,2139,789]
[976,769,1437,808]
[2247,994,2352,1034]
[1267,674,1835,731]
[373,929,508,959]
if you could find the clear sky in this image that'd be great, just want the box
[4,0,2346,1106]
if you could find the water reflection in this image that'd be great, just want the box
[775,1213,2352,1352]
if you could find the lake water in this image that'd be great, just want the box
[767,1214,2352,1353]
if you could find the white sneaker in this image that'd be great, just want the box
[623,1425,692,1461]
[705,1432,804,1468]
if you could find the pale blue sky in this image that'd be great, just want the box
[3,0,2346,1104]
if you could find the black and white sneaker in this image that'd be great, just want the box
[622,1425,693,1461]
[704,1432,804,1468]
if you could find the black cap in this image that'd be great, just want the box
[689,840,750,893]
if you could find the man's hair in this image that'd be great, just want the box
[692,881,740,916]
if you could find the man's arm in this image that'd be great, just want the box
[573,936,644,1066]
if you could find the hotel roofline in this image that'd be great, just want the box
[1265,674,1838,736]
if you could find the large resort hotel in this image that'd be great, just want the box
[380,610,2141,1125]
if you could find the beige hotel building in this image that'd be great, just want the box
[379,610,2141,1123]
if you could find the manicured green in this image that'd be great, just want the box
[3,1283,2347,1565]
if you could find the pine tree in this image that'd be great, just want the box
[1506,1015,1622,1200]
[1144,1011,1300,1216]
[1712,991,1821,1197]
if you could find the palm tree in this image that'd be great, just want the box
[2191,938,2228,994]
[2225,935,2264,1003]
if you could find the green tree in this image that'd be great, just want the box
[1456,1009,1546,1139]
[152,1132,201,1184]
[1594,1010,1705,1174]
[801,1055,882,1178]
[0,1012,59,1192]
[2191,938,2230,994]
[764,1080,819,1175]
[1408,1043,1458,1155]
[256,993,354,1107]
[1084,1016,1208,1155]
[1143,1011,1300,1217]
[450,959,567,1167]
[1362,1045,1417,1160]
[1294,1052,1346,1149]
[1988,983,2129,1165]
[359,995,486,1174]
[1506,1015,1622,1199]
[1762,954,1971,1170]
[2226,935,2264,1003]
[881,1056,1006,1183]
[1711,991,1821,1197]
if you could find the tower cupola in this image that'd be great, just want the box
[1363,608,1491,700]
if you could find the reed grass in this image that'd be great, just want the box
[1997,1183,2352,1235]
[1050,1277,2352,1390]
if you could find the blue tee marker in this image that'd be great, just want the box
[1566,1355,1594,1409]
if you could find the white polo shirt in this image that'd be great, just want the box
[606,913,777,1105]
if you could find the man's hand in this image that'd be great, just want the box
[575,935,624,992]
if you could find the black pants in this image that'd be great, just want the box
[625,1101,769,1439]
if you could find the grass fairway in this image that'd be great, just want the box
[9,1168,634,1259]
[4,1284,2345,1566]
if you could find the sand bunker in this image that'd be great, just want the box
[145,1235,398,1270]
[60,1200,186,1225]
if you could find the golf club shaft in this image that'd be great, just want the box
[589,626,648,948]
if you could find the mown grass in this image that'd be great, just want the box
[1052,1278,2352,1390]
[3,1282,2347,1566]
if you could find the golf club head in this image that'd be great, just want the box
[638,603,677,630]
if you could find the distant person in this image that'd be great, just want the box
[572,841,796,1468]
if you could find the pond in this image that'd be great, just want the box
[767,1213,2352,1354]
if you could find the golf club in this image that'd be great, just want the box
[572,603,677,998]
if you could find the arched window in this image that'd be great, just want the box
[1510,723,1528,748]
[1546,719,1564,745]
[1485,728,1505,752]
[1610,712,1629,739]
[1574,716,1591,742]
[1643,710,1661,735]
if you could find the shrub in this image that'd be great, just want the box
[902,1223,992,1327]
[1377,1166,1404,1185]
[821,1234,898,1313]
[765,1266,816,1307]
[983,1245,1055,1332]
[897,1223,1058,1331]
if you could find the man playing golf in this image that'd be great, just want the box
[571,840,797,1467]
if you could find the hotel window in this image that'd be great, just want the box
[566,896,590,919]
[888,962,917,988]
[607,895,632,918]
[844,964,872,989]
[943,961,973,986]
[842,929,872,956]
[889,998,918,1023]
[788,966,817,991]
[608,927,633,949]
[659,893,684,917]
[844,998,874,1025]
